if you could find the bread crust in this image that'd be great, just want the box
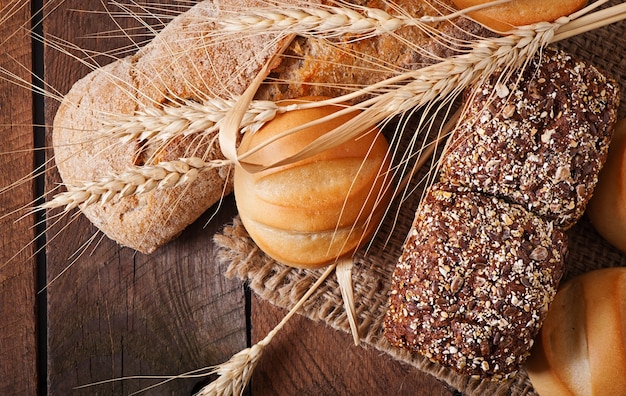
[440,48,619,229]
[52,0,298,253]
[234,97,392,268]
[586,119,626,253]
[385,184,567,380]
[256,0,488,101]
[452,0,587,32]
[385,48,619,381]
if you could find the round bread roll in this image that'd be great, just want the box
[587,119,626,254]
[452,0,587,32]
[525,267,626,396]
[234,97,392,268]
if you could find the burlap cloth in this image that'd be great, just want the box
[215,6,626,395]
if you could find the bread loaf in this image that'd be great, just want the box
[384,48,619,381]
[451,0,587,32]
[439,47,619,230]
[234,97,392,268]
[53,0,294,253]
[385,183,567,380]
[586,119,626,253]
[525,267,626,396]
[53,0,486,253]
[255,0,488,102]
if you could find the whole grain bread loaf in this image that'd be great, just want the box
[53,0,486,253]
[384,183,567,380]
[384,48,619,381]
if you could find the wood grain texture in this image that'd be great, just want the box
[251,295,457,395]
[0,1,38,394]
[41,2,246,394]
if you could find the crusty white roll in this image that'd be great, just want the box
[526,267,626,396]
[234,97,392,268]
[586,119,626,254]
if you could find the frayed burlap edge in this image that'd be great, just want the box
[215,217,535,395]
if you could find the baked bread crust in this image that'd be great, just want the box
[439,48,619,229]
[256,0,488,101]
[52,0,299,253]
[526,268,626,395]
[384,184,567,380]
[586,119,626,253]
[385,48,619,381]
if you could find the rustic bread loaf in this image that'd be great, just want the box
[384,183,567,380]
[53,0,487,253]
[439,47,619,229]
[53,0,294,253]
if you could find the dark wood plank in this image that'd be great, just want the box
[251,295,456,395]
[41,2,245,394]
[0,1,38,394]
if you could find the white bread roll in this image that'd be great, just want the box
[234,97,392,268]
[586,119,626,254]
[525,267,626,396]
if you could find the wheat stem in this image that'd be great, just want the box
[40,157,228,212]
[196,263,337,396]
[336,258,360,345]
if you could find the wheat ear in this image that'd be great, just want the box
[101,98,280,143]
[223,18,560,174]
[218,0,513,37]
[40,157,227,212]
[196,263,338,396]
[314,1,622,145]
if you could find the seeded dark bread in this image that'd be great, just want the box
[439,48,619,229]
[384,184,567,380]
[384,48,619,381]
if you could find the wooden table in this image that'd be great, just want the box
[0,2,458,394]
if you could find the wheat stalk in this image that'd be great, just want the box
[230,0,624,173]
[40,157,226,212]
[101,98,281,143]
[50,2,620,214]
[218,0,513,37]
